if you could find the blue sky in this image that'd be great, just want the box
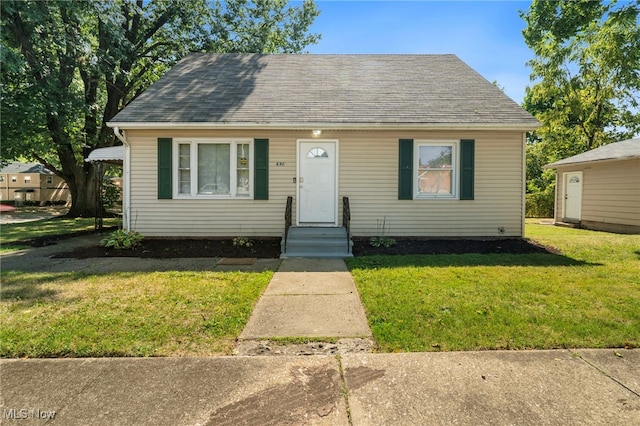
[305,1,533,104]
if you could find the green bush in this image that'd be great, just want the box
[100,229,144,249]
[102,179,121,208]
[526,189,555,218]
[370,236,396,248]
[232,236,254,248]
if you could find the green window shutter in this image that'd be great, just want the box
[157,138,172,199]
[398,139,413,200]
[254,138,269,200]
[460,139,475,200]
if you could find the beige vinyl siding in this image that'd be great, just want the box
[555,159,640,229]
[127,130,295,236]
[339,130,524,237]
[126,129,525,237]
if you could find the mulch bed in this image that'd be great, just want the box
[352,237,557,256]
[48,234,556,259]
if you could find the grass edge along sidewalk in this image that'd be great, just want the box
[346,223,640,353]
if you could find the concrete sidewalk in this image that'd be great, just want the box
[1,349,639,425]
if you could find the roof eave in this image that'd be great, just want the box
[544,155,640,169]
[107,121,541,132]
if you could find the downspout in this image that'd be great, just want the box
[113,127,131,231]
[553,170,559,223]
[521,132,527,238]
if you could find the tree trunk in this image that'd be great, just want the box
[65,163,104,218]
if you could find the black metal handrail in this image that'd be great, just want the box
[284,196,293,253]
[343,196,351,253]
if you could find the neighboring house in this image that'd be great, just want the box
[107,54,539,254]
[544,138,640,234]
[0,162,69,205]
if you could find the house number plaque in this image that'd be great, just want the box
[276,162,285,167]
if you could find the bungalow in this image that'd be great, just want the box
[0,162,70,206]
[544,138,640,234]
[107,54,539,256]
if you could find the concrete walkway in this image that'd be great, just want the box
[239,258,372,339]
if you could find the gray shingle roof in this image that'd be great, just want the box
[110,53,539,128]
[0,162,53,174]
[545,138,640,168]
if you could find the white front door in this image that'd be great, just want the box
[298,140,337,225]
[563,171,582,222]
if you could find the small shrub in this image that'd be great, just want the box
[370,217,396,248]
[369,235,397,248]
[232,236,254,248]
[102,179,121,209]
[101,229,144,250]
[526,188,555,218]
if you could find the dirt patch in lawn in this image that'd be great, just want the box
[50,235,556,259]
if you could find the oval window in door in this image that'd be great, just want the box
[307,147,329,158]
[569,176,580,183]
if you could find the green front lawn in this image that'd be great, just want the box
[0,270,273,357]
[347,222,640,352]
[1,216,120,253]
[2,219,638,357]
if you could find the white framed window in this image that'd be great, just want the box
[414,140,459,199]
[46,176,53,184]
[11,176,17,183]
[173,138,253,198]
[24,176,31,184]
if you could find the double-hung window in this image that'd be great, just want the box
[414,140,459,199]
[174,139,253,198]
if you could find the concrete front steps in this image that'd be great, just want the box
[281,227,353,258]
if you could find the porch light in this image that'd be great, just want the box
[312,129,322,137]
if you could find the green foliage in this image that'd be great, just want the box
[525,187,555,218]
[100,229,144,250]
[232,236,254,248]
[0,0,320,217]
[102,179,121,209]
[521,0,640,219]
[208,0,320,53]
[370,236,397,248]
[370,217,396,248]
[521,0,640,150]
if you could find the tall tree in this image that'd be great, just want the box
[520,0,640,216]
[1,0,320,217]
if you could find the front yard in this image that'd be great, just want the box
[0,270,273,357]
[347,221,640,352]
[1,219,638,357]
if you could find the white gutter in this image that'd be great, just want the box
[521,132,527,238]
[113,127,131,231]
[107,121,541,132]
